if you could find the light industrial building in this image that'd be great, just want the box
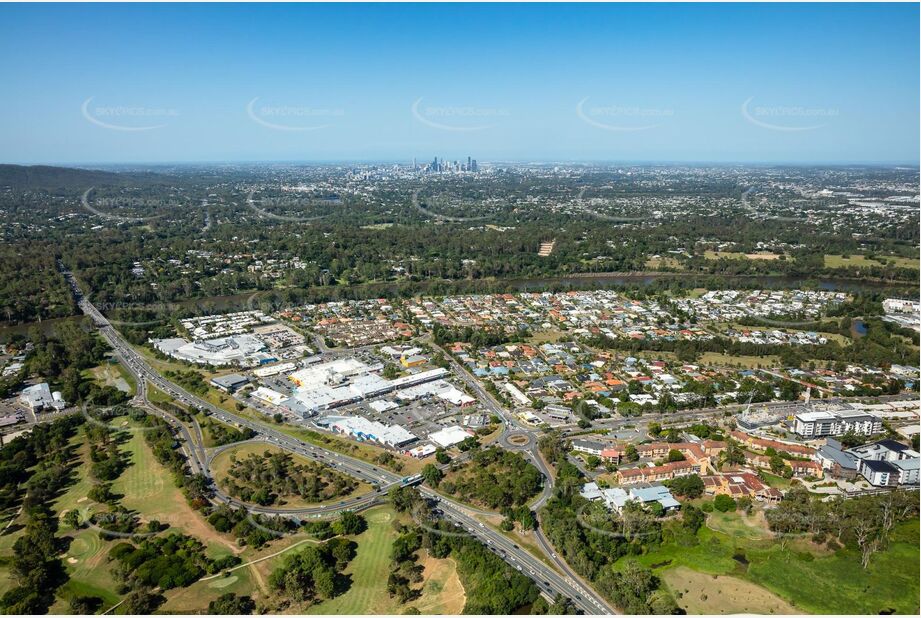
[286,357,448,414]
[318,415,416,447]
[210,374,250,392]
[20,383,66,411]
[250,386,290,407]
[429,425,475,448]
[153,335,273,367]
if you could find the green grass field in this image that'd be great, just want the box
[700,351,781,368]
[622,511,920,615]
[704,251,783,261]
[705,510,773,541]
[161,563,259,613]
[645,256,685,270]
[824,254,919,270]
[746,520,920,615]
[52,417,250,611]
[305,506,464,615]
[306,507,404,615]
[84,359,136,395]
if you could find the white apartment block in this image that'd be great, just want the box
[793,409,883,437]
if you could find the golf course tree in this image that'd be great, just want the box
[209,593,256,615]
[0,416,84,614]
[108,533,241,602]
[388,529,425,603]
[268,538,358,606]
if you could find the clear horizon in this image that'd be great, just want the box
[1,2,919,165]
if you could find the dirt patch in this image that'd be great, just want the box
[414,553,466,614]
[662,566,798,615]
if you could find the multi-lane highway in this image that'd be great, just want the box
[64,269,614,615]
[426,338,611,609]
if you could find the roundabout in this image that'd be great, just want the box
[501,431,532,449]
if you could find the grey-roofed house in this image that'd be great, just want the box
[816,438,859,480]
[629,485,681,512]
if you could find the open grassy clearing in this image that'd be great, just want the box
[305,506,465,615]
[111,421,241,554]
[528,328,569,344]
[84,360,135,395]
[663,566,797,614]
[759,471,795,491]
[705,509,773,541]
[145,381,181,407]
[619,511,919,615]
[413,555,466,614]
[699,351,781,368]
[210,442,372,509]
[704,251,784,261]
[645,256,685,270]
[824,253,919,270]
[747,519,919,614]
[161,565,258,613]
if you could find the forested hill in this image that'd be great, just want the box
[0,164,165,189]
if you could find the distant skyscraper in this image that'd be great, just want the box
[467,156,472,171]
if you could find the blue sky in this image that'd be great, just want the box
[0,2,918,164]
